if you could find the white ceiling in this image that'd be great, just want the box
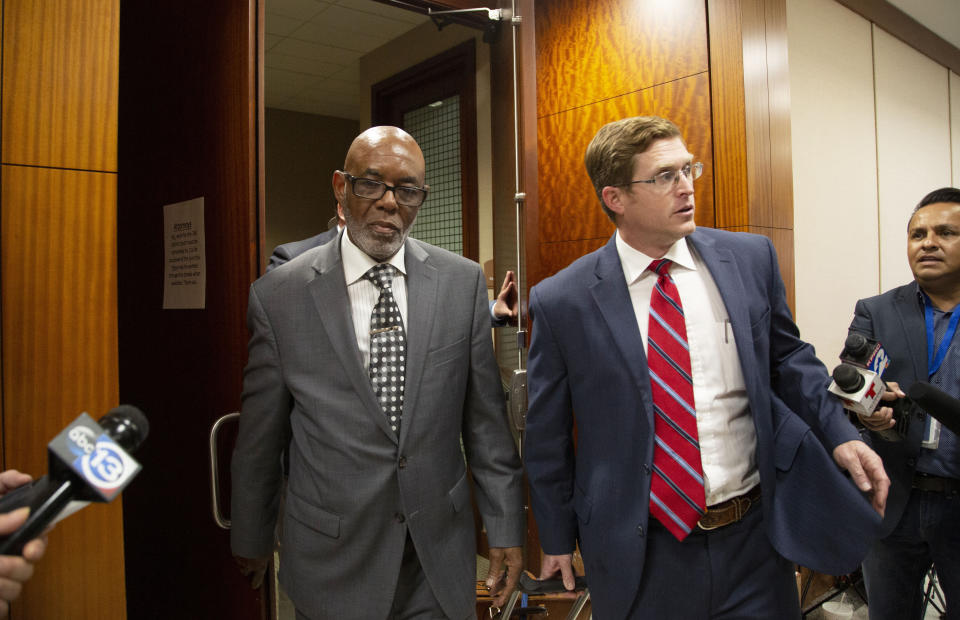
[886,0,960,51]
[264,0,960,121]
[265,0,429,119]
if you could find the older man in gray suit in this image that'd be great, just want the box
[231,126,525,620]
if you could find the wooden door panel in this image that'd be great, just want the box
[117,1,262,618]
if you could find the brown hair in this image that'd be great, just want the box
[584,116,684,223]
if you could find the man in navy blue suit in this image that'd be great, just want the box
[848,187,960,620]
[523,116,889,618]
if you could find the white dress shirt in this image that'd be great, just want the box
[615,231,759,505]
[341,232,408,370]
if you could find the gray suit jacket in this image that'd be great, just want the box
[848,282,930,538]
[231,237,525,620]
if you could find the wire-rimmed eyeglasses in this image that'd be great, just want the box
[611,162,703,194]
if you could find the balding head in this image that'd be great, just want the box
[334,126,429,261]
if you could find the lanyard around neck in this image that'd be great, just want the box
[923,292,960,377]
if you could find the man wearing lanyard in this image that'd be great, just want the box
[848,186,960,619]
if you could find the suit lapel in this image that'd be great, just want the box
[307,240,398,442]
[589,237,655,433]
[893,284,928,380]
[398,240,437,447]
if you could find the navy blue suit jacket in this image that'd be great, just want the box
[524,228,881,619]
[848,283,929,538]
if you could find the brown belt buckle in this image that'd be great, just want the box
[697,493,752,531]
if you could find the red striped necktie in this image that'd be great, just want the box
[646,258,705,540]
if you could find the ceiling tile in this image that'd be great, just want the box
[269,0,331,21]
[265,34,283,50]
[332,0,428,25]
[318,4,424,39]
[266,53,343,77]
[271,37,359,65]
[291,19,389,51]
[265,11,303,36]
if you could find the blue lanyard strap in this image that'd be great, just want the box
[923,292,960,377]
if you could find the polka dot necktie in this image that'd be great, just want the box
[647,258,705,540]
[365,264,406,435]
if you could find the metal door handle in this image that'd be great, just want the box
[209,412,240,529]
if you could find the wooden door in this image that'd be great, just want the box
[116,1,265,618]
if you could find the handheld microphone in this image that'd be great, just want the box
[0,405,148,555]
[828,363,901,442]
[906,382,960,437]
[839,333,891,377]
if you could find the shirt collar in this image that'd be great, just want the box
[341,231,407,285]
[615,231,696,285]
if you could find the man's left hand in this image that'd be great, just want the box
[485,546,523,608]
[832,440,890,516]
[492,271,518,326]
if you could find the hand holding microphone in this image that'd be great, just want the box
[0,406,148,556]
[858,381,904,432]
[0,471,49,619]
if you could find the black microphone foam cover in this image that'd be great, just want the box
[832,364,865,393]
[844,333,870,358]
[906,382,960,436]
[97,405,149,453]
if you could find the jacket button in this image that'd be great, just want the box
[398,456,407,469]
[637,525,644,536]
[395,512,405,523]
[907,458,916,467]
[643,464,651,475]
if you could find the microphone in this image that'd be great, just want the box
[828,363,901,442]
[906,382,960,437]
[0,405,148,555]
[839,333,891,377]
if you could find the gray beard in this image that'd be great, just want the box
[343,208,414,262]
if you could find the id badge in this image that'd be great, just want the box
[922,418,941,450]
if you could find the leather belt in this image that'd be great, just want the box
[697,485,762,531]
[912,472,960,493]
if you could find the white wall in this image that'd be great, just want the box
[787,0,879,362]
[953,71,960,186]
[787,0,959,365]
[873,27,952,292]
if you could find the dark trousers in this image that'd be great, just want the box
[296,532,449,620]
[863,487,959,620]
[628,505,799,619]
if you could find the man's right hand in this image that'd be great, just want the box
[538,553,582,597]
[234,555,269,589]
[858,381,905,431]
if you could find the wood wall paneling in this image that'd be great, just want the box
[1,165,124,619]
[706,0,749,229]
[1,0,119,171]
[535,0,709,117]
[707,0,794,305]
[536,73,714,277]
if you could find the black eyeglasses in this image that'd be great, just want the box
[340,172,429,207]
[612,162,703,194]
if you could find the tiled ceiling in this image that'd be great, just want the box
[265,0,429,120]
[264,0,960,122]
